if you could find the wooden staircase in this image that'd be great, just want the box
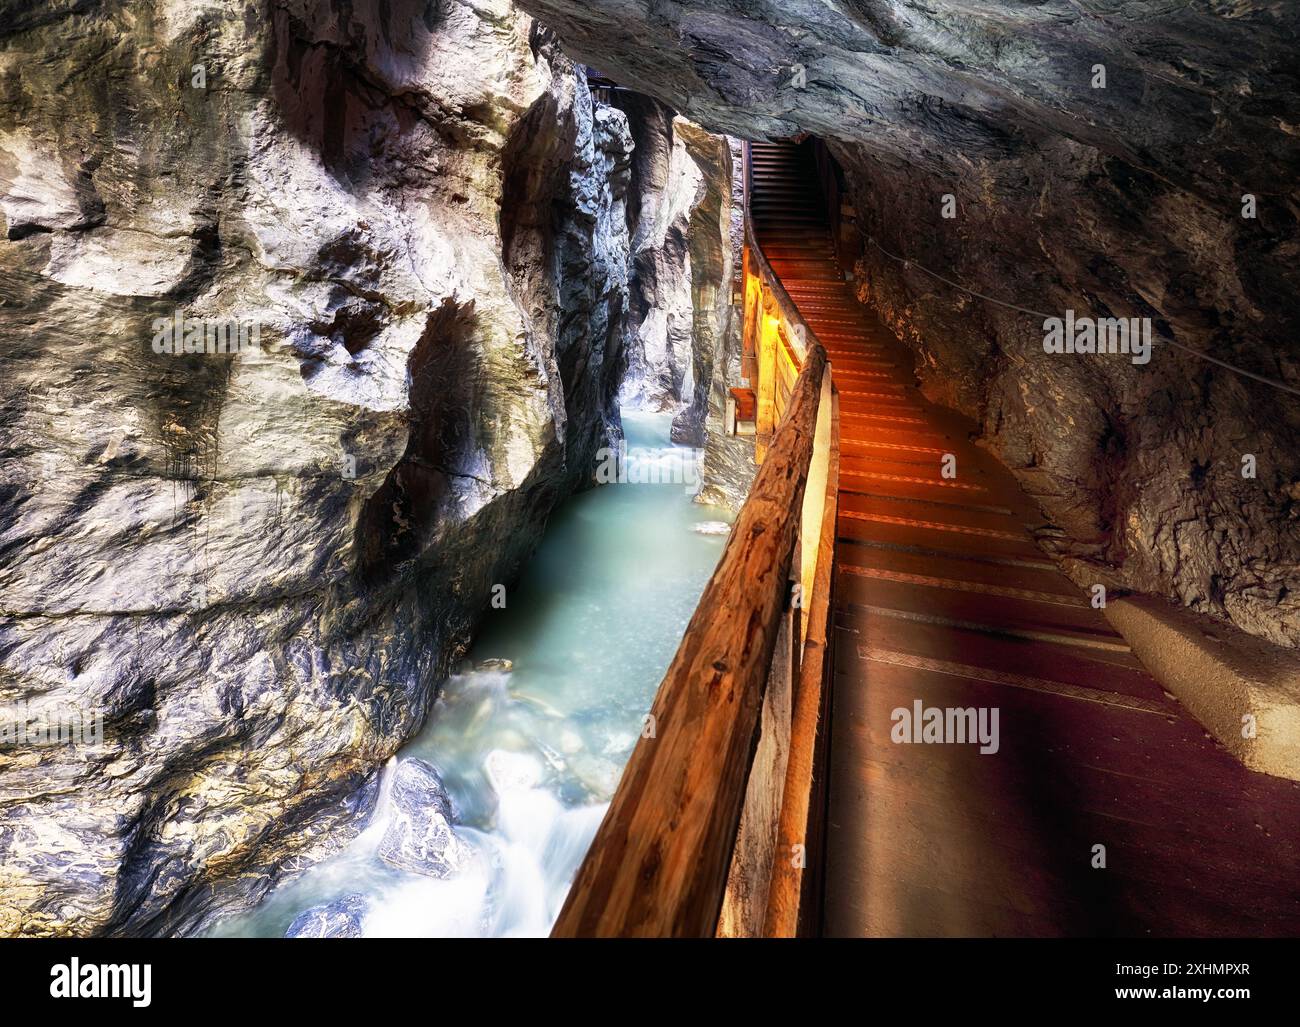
[750,140,1300,937]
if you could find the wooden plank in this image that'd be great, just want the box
[717,587,795,937]
[838,607,1156,685]
[764,380,840,937]
[825,662,1300,936]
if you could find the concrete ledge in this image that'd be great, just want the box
[1104,595,1300,781]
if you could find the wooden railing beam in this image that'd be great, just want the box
[763,378,840,936]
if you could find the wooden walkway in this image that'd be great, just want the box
[750,140,1300,937]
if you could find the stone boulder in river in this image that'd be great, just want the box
[377,759,474,880]
[284,894,369,939]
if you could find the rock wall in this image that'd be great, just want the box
[693,135,756,512]
[607,91,751,506]
[611,94,736,437]
[0,0,631,936]
[670,119,734,448]
[517,0,1300,647]
[611,92,691,412]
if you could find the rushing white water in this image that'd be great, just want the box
[210,412,730,938]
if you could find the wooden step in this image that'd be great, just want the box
[835,580,1128,651]
[837,512,1050,566]
[839,490,1035,536]
[839,470,1002,507]
[837,610,1156,691]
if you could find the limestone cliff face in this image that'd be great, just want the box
[611,94,736,436]
[695,134,754,513]
[518,0,1300,647]
[606,91,751,506]
[670,118,735,450]
[612,92,692,412]
[0,0,631,935]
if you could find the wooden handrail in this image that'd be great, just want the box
[763,382,840,936]
[550,140,839,938]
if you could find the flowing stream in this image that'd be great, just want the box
[210,412,732,937]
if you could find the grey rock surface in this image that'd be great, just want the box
[611,92,695,413]
[519,0,1300,643]
[284,893,368,939]
[0,1,632,935]
[610,93,736,438]
[376,758,472,878]
[670,118,735,449]
[695,135,755,512]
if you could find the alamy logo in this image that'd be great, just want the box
[891,700,1000,755]
[50,959,151,1007]
[0,701,102,747]
[594,442,702,489]
[1042,309,1152,366]
[151,309,260,356]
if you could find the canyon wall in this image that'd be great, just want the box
[611,91,691,412]
[0,0,633,936]
[611,94,733,430]
[690,132,755,512]
[518,0,1300,647]
[609,91,751,505]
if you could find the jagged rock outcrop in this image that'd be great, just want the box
[613,94,707,416]
[0,0,632,936]
[694,135,755,512]
[670,119,734,448]
[611,95,736,437]
[605,92,751,505]
[518,0,1300,646]
[284,893,368,938]
[610,92,690,412]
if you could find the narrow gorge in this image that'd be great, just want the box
[1,0,1298,951]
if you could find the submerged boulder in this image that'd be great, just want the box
[485,749,543,796]
[377,759,473,880]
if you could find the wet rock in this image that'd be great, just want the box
[475,659,514,674]
[691,521,731,536]
[285,894,368,939]
[377,760,473,880]
[671,120,738,451]
[695,137,757,513]
[569,752,622,801]
[611,93,694,412]
[607,97,751,510]
[485,749,543,795]
[0,2,631,936]
[611,96,737,436]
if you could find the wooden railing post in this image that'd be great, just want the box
[799,366,834,642]
[715,553,798,938]
[763,372,840,937]
[741,245,761,388]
